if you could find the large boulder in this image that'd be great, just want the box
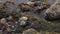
[44,0,60,20]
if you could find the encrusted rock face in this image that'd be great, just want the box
[44,0,60,20]
[22,28,39,34]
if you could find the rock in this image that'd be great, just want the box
[34,1,42,6]
[20,16,28,21]
[0,18,6,23]
[7,16,13,20]
[4,1,16,11]
[0,30,2,34]
[26,1,35,5]
[19,16,28,26]
[22,28,39,34]
[44,0,60,20]
[0,1,5,9]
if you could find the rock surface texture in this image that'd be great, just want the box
[45,0,60,20]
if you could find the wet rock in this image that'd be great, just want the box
[44,0,60,20]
